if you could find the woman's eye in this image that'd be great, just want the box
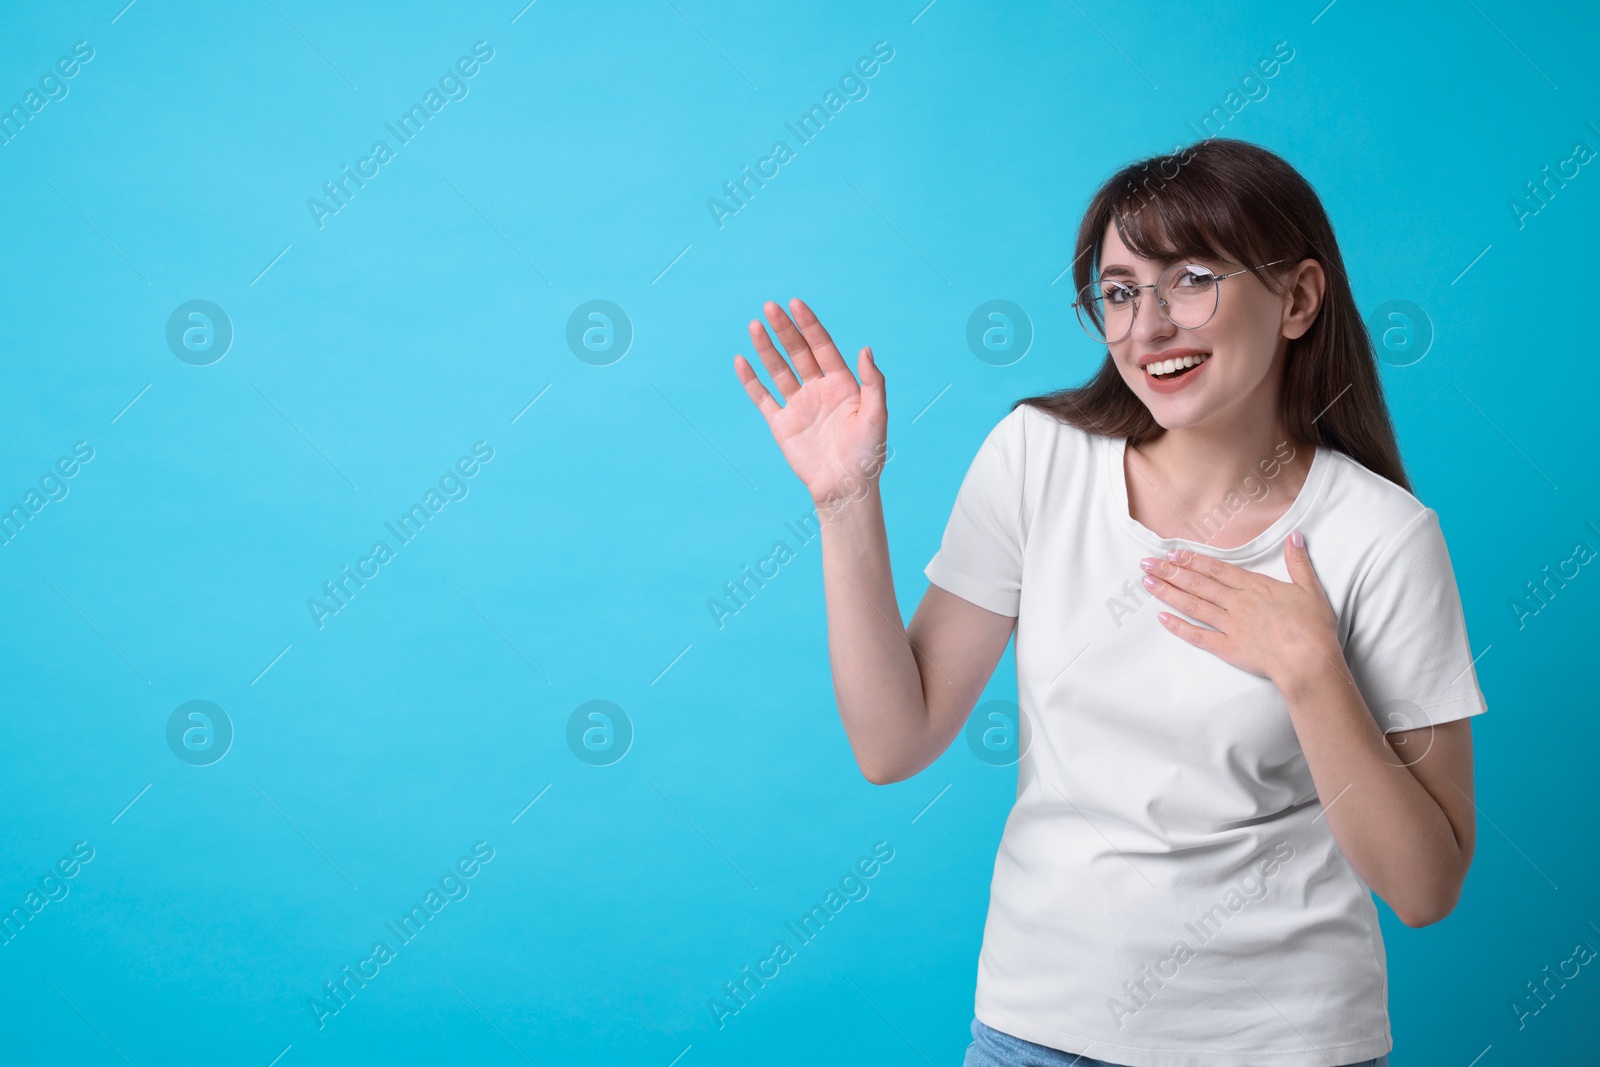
[1103,284,1135,304]
[1173,267,1214,289]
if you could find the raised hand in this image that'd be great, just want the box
[733,297,889,511]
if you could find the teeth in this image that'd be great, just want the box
[1146,353,1208,377]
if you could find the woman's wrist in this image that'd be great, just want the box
[811,442,893,520]
[813,478,882,526]
[1271,639,1353,701]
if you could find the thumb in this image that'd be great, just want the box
[1284,529,1325,595]
[858,346,886,415]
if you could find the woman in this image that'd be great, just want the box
[731,138,1485,1067]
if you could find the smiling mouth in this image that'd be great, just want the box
[1144,353,1210,381]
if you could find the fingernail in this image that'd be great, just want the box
[1291,529,1304,548]
[1139,558,1157,572]
[1142,575,1158,589]
[1164,549,1182,562]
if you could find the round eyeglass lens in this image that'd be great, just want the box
[1074,263,1225,344]
[1074,279,1135,344]
[1159,264,1221,329]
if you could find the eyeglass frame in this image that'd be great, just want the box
[1071,258,1290,344]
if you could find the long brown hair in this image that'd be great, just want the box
[1016,137,1410,491]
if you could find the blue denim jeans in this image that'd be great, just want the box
[963,1016,1391,1067]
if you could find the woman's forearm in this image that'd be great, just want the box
[815,485,929,784]
[1277,659,1467,926]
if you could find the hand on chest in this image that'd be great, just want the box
[1015,544,1330,818]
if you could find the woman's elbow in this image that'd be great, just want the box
[856,749,921,786]
[860,760,909,786]
[1396,905,1444,929]
[1395,886,1462,928]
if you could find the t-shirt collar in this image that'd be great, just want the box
[1104,433,1331,561]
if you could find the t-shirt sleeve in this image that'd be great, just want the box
[922,406,1028,617]
[1342,506,1488,731]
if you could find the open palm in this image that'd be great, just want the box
[733,298,887,507]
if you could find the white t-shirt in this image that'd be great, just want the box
[924,403,1487,1067]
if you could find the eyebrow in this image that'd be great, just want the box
[1097,257,1225,279]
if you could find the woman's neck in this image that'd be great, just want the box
[1125,418,1315,549]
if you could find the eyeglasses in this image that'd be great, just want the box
[1072,259,1288,344]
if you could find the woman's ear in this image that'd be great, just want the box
[1281,259,1325,341]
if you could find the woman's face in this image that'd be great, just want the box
[1096,221,1316,433]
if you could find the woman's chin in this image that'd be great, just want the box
[1139,393,1212,430]
[1118,370,1227,431]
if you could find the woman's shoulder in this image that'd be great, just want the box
[948,404,1106,513]
[991,401,1111,456]
[1315,447,1446,570]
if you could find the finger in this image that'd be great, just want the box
[732,353,784,422]
[1283,530,1327,596]
[1146,554,1238,607]
[763,299,825,382]
[747,317,804,401]
[1162,547,1251,591]
[1156,610,1226,655]
[789,297,852,376]
[857,346,886,419]
[1142,571,1228,630]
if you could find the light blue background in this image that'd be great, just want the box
[2,1,1596,1063]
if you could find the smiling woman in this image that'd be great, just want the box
[732,136,1485,1067]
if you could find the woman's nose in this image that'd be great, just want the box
[1130,294,1175,343]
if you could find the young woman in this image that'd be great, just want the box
[731,137,1486,1067]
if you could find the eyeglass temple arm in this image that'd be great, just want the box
[1218,257,1291,279]
[1071,258,1292,306]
